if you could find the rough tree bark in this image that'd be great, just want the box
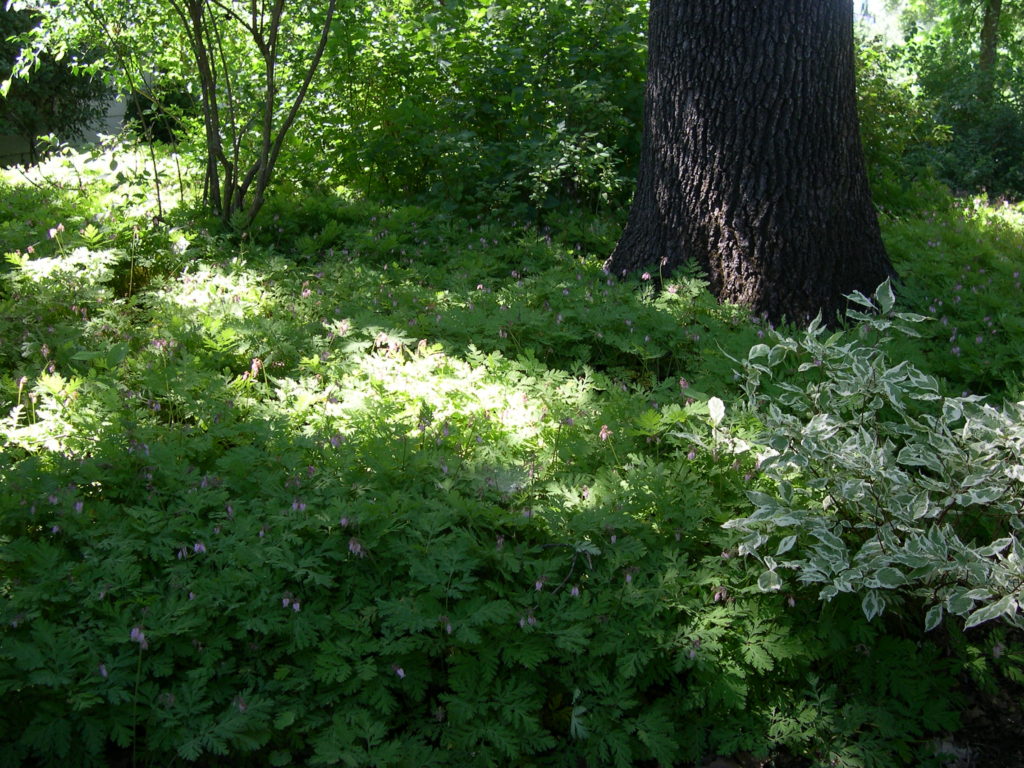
[606,0,895,325]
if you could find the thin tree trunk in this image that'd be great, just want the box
[978,0,1002,97]
[607,0,894,326]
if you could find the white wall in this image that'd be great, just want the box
[1,94,127,166]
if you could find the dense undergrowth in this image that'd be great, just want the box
[1,148,1023,767]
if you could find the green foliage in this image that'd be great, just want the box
[2,152,1004,766]
[727,282,1024,631]
[10,0,337,228]
[894,0,1024,199]
[855,34,953,213]
[0,7,109,162]
[300,0,646,219]
[883,198,1024,398]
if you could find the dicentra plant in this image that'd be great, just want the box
[1,154,1018,767]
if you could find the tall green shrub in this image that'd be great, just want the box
[298,0,647,218]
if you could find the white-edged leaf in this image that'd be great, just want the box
[875,280,896,313]
[965,596,1017,629]
[757,570,782,592]
[748,344,770,360]
[874,567,905,589]
[861,590,885,621]
[776,535,797,556]
[946,592,975,616]
[924,603,944,632]
[977,538,1013,558]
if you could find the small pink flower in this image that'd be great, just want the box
[599,424,612,441]
[641,272,651,281]
[130,626,148,649]
[570,586,580,598]
[393,666,406,679]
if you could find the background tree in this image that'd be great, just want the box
[6,0,335,229]
[606,0,895,325]
[0,7,109,165]
[894,0,1024,196]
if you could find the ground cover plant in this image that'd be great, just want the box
[1,144,1023,768]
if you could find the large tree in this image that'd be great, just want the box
[606,0,895,325]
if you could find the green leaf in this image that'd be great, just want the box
[873,567,905,589]
[748,344,770,360]
[757,570,782,592]
[946,592,975,616]
[269,750,292,766]
[897,444,944,474]
[965,596,1017,629]
[875,279,896,314]
[776,535,797,556]
[977,538,1013,558]
[274,711,297,729]
[924,603,943,632]
[861,590,885,621]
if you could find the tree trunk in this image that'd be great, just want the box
[978,0,1002,94]
[606,0,894,326]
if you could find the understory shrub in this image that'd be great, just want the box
[727,282,1024,632]
[294,0,646,219]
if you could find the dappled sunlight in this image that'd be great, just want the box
[3,142,1024,767]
